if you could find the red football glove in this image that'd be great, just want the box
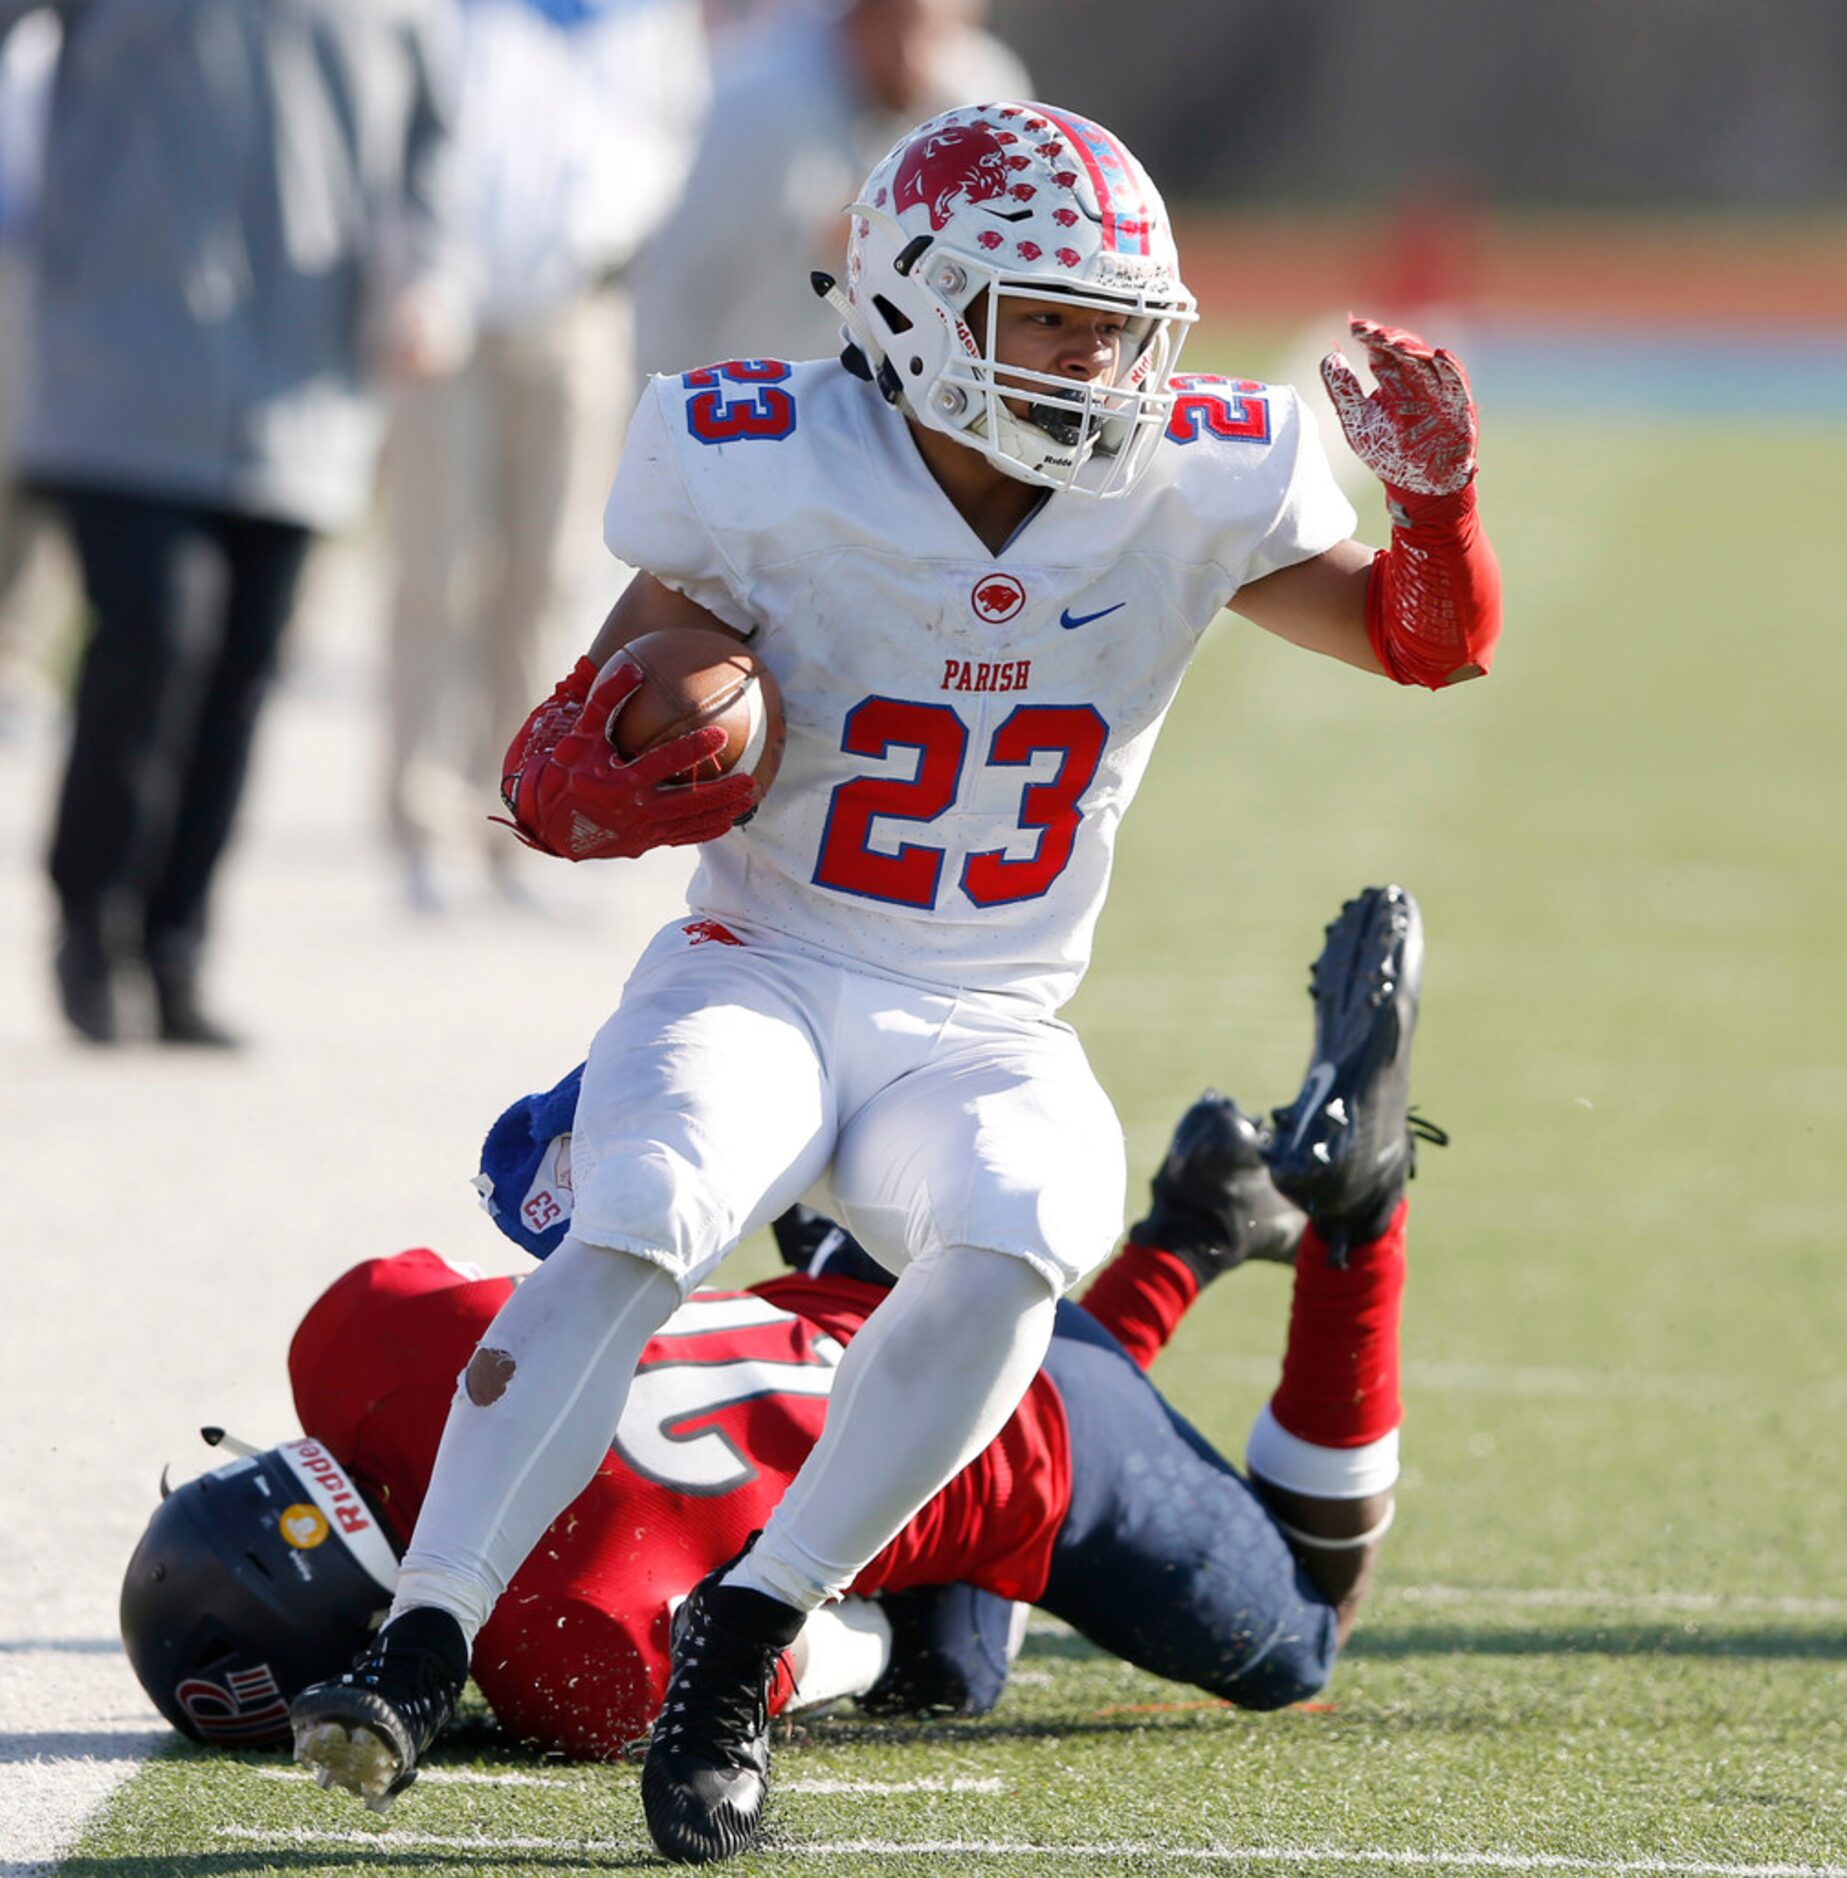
[1320,316,1478,499]
[496,654,756,862]
[1320,316,1500,689]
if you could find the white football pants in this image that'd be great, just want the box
[570,919,1128,1293]
[393,919,1124,1635]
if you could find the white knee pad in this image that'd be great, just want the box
[568,1137,730,1282]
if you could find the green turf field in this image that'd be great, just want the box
[63,390,1847,1873]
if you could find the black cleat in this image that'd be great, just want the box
[290,1607,467,1812]
[1129,1092,1307,1282]
[1264,885,1446,1263]
[641,1566,802,1864]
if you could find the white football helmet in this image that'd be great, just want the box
[825,102,1197,497]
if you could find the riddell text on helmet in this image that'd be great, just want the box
[286,1437,378,1538]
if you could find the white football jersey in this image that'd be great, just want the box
[604,359,1356,1015]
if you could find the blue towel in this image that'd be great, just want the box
[477,1064,898,1280]
[475,1061,584,1259]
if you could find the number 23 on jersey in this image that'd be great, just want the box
[682,361,797,444]
[814,698,1107,911]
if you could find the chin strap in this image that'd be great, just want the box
[162,1424,265,1501]
[200,1425,264,1459]
[812,271,904,407]
[813,202,908,395]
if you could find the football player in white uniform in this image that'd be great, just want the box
[290,102,1501,1863]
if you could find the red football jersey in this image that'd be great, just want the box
[287,1249,1071,1759]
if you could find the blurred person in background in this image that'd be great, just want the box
[697,0,775,37]
[0,9,71,743]
[381,0,709,914]
[634,0,1028,379]
[1,0,463,1048]
[1277,178,1487,504]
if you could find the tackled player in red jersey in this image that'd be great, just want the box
[126,887,1437,1771]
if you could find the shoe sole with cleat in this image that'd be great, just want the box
[293,1715,410,1810]
[1265,885,1443,1261]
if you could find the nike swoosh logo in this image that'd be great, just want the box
[1289,1062,1339,1151]
[1060,602,1125,630]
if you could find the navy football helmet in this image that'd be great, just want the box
[120,1434,400,1747]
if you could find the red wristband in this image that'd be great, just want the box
[1365,481,1503,689]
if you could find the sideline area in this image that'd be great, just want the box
[0,539,690,1872]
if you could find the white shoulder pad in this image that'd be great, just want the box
[602,374,760,636]
[604,360,863,636]
[1150,375,1359,591]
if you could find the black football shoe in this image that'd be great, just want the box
[1128,1091,1308,1282]
[1264,885,1447,1264]
[641,1565,803,1864]
[290,1607,467,1812]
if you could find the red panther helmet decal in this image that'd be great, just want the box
[893,123,1014,232]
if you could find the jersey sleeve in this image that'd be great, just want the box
[1143,378,1359,634]
[474,1577,666,1760]
[1237,383,1359,586]
[602,376,760,636]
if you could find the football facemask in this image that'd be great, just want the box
[832,102,1196,497]
[120,1434,399,1747]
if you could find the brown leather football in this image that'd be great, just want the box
[606,627,785,796]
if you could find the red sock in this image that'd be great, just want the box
[1269,1201,1407,1448]
[1078,1244,1199,1373]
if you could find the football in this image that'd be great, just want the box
[605,627,785,798]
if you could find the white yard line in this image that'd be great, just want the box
[795,1854,1847,1877]
[1389,1586,1847,1620]
[1024,1581,1847,1641]
[787,1776,1006,1795]
[797,1853,1847,1877]
[0,1645,167,1878]
[212,1827,1847,1877]
[1407,1361,1843,1408]
[249,1766,1003,1796]
[0,554,691,1878]
[249,1764,579,1790]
